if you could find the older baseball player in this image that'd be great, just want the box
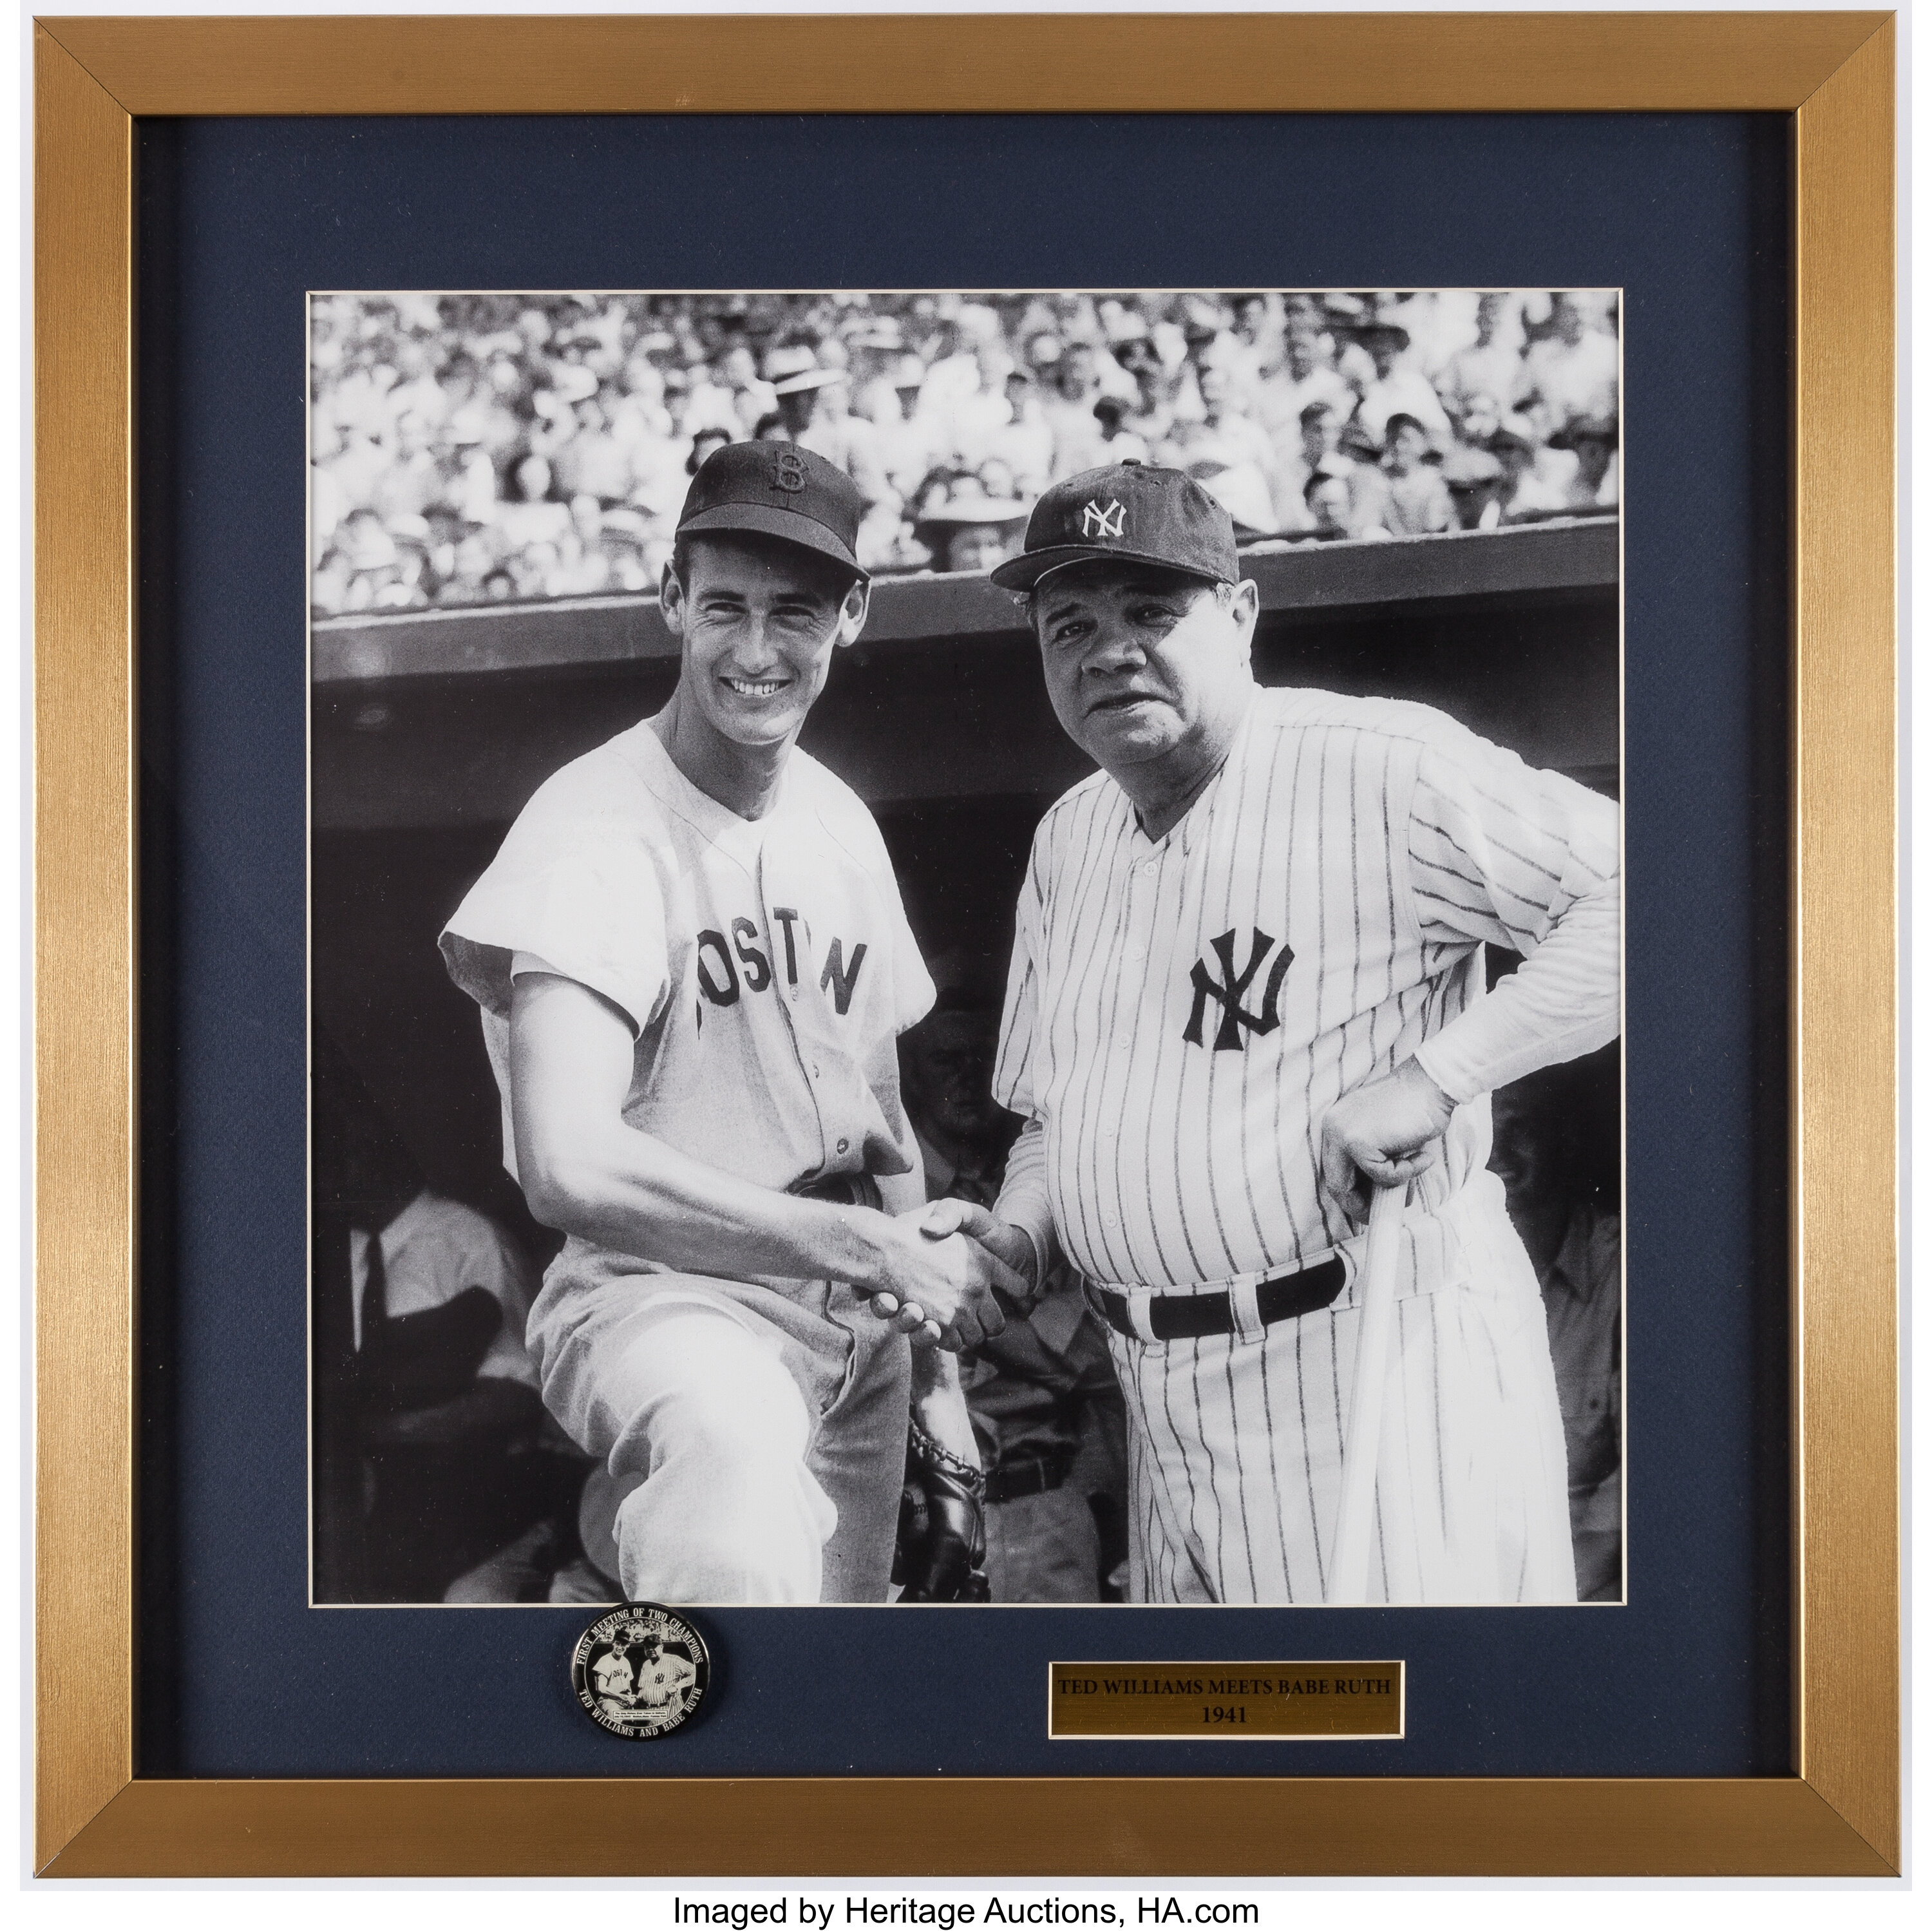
[940,460,1620,1604]
[440,443,1023,1606]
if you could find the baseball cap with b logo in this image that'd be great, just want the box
[990,461,1238,593]
[677,441,867,579]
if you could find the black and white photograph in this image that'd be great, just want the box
[308,285,1623,1612]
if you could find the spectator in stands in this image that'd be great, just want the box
[1179,362,1274,475]
[1441,440,1508,531]
[498,454,569,552]
[1188,453,1278,538]
[308,289,1618,614]
[332,1119,545,1603]
[371,413,444,523]
[1548,414,1620,511]
[1276,398,1347,530]
[913,487,1028,574]
[437,529,502,606]
[1351,308,1452,446]
[549,394,634,507]
[869,354,940,502]
[1520,292,1620,441]
[1438,290,1525,432]
[433,423,500,527]
[1488,412,1571,522]
[313,547,355,614]
[768,346,892,516]
[1255,314,1356,449]
[599,508,658,593]
[841,314,907,406]
[1303,470,1358,542]
[686,426,732,476]
[987,366,1054,498]
[932,334,1019,473]
[1039,339,1110,480]
[1090,394,1150,465]
[1224,291,1280,392]
[918,301,989,417]
[1381,412,1457,537]
[691,341,773,437]
[1339,417,1397,538]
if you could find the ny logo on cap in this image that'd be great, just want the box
[1081,498,1126,539]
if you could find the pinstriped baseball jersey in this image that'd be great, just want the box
[990,682,1617,1603]
[992,683,1620,1301]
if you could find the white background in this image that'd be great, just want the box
[0,0,1921,1919]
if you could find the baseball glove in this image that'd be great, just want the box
[893,1419,991,1603]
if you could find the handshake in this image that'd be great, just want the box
[862,1198,1041,1351]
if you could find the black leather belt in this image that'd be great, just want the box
[1094,1255,1346,1343]
[985,1447,1075,1505]
[791,1172,884,1211]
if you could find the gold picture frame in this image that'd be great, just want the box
[32,10,1898,1877]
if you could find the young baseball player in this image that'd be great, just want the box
[440,442,1024,1606]
[939,461,1622,1604]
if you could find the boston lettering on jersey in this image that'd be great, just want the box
[693,905,868,1025]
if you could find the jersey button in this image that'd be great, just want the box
[835,1137,849,1155]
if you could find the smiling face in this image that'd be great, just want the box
[1029,562,1256,783]
[660,531,868,753]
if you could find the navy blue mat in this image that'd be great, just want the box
[137,111,1790,1778]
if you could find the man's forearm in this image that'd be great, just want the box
[520,1116,906,1293]
[1412,870,1620,1103]
[993,1117,1061,1287]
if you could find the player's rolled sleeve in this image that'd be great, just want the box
[1405,732,1621,1103]
[439,780,670,1036]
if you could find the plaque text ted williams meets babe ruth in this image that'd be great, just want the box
[1048,1662,1405,1737]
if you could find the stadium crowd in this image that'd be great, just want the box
[310,288,1620,616]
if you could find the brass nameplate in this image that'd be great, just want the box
[1049,1662,1404,1739]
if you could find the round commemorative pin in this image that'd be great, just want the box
[571,1603,712,1740]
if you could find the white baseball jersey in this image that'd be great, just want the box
[442,718,933,1203]
[440,718,929,1608]
[992,683,1620,1604]
[634,1651,697,1708]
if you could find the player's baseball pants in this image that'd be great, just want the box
[528,1253,911,1604]
[1107,1194,1578,1606]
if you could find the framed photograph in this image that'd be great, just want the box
[33,10,1897,1878]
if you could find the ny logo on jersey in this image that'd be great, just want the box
[1081,497,1125,538]
[1183,926,1293,1051]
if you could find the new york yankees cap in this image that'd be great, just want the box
[990,461,1238,593]
[677,441,867,580]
